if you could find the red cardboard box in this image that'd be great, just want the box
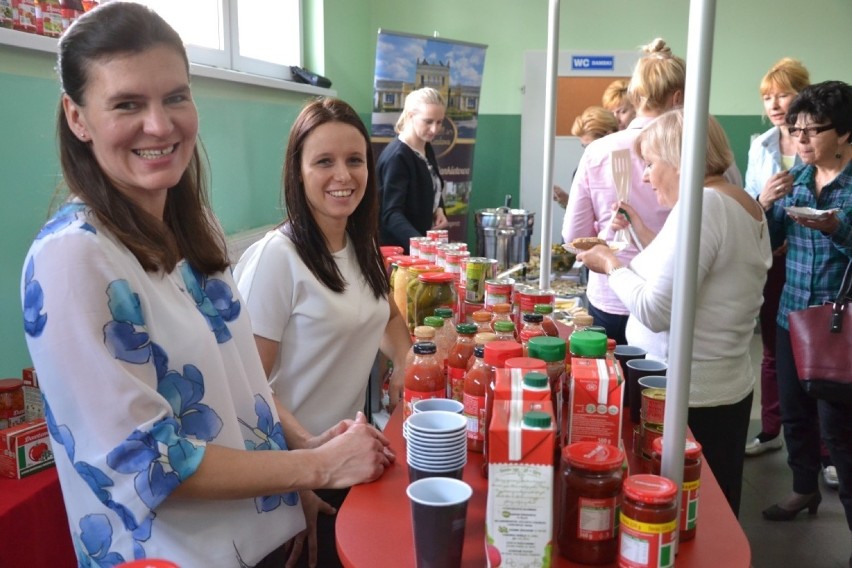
[487,400,555,567]
[493,367,552,402]
[567,356,623,447]
[0,419,54,479]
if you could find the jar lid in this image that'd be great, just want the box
[472,310,492,322]
[522,313,543,323]
[568,330,607,357]
[523,372,548,389]
[527,336,567,361]
[413,341,437,355]
[651,436,703,459]
[423,316,444,328]
[623,474,678,503]
[474,332,497,345]
[492,302,512,314]
[456,323,478,335]
[493,320,515,333]
[504,357,547,372]
[562,442,624,470]
[533,303,553,314]
[587,325,607,335]
[523,410,551,428]
[419,272,455,283]
[397,257,430,267]
[484,340,524,366]
[0,378,23,392]
[572,313,594,327]
[413,325,436,339]
[410,265,443,276]
[434,307,454,318]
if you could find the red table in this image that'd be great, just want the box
[0,467,76,567]
[336,406,751,567]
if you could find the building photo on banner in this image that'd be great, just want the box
[371,29,488,243]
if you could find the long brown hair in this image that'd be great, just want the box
[56,2,228,274]
[282,97,388,298]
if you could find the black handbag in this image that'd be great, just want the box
[788,260,852,403]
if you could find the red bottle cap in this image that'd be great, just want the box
[504,357,547,372]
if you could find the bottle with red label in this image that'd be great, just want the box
[559,442,624,564]
[403,342,445,420]
[481,340,524,477]
[447,323,477,402]
[534,303,560,337]
[519,312,546,355]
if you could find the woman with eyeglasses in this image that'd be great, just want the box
[759,81,852,563]
[743,58,810,459]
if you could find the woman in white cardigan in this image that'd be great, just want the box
[578,109,772,516]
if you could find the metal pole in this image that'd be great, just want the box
[538,0,560,290]
[660,0,717,520]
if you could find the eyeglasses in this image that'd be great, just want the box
[788,124,834,138]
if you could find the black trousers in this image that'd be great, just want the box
[686,391,753,517]
[290,487,350,568]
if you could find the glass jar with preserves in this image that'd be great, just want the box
[650,437,703,542]
[391,258,429,324]
[448,323,478,402]
[534,303,560,337]
[407,271,453,331]
[0,379,25,429]
[619,474,678,568]
[559,442,624,564]
[403,342,445,420]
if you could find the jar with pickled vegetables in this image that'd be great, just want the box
[391,258,429,323]
[407,270,453,331]
[403,342,445,420]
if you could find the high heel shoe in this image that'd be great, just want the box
[762,492,821,521]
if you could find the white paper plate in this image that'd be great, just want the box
[563,241,627,255]
[784,206,838,220]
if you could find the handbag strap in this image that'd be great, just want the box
[830,260,852,332]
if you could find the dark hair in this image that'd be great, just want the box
[786,80,852,141]
[282,97,388,298]
[56,2,228,274]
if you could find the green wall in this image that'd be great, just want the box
[1,0,851,377]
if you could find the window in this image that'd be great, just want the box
[131,0,301,81]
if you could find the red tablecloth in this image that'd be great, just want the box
[336,406,751,568]
[0,467,76,567]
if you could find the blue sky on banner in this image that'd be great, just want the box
[375,33,486,87]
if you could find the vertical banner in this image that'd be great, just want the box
[371,30,487,244]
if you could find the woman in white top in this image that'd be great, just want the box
[578,109,772,516]
[234,97,411,567]
[21,6,392,567]
[743,58,810,458]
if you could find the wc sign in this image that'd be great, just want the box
[571,55,615,71]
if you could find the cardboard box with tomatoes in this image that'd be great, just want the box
[0,418,54,478]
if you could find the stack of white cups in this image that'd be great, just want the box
[403,410,468,482]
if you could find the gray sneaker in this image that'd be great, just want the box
[823,465,839,489]
[745,433,783,456]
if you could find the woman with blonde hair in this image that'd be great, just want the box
[561,38,686,344]
[571,106,619,146]
[601,78,636,131]
[578,108,772,515]
[377,87,449,253]
[743,58,811,459]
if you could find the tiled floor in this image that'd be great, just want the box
[741,333,850,568]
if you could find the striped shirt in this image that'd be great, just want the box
[767,161,852,330]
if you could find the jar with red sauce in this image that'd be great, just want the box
[0,379,25,429]
[403,342,445,420]
[619,474,678,568]
[534,303,560,337]
[481,340,524,477]
[447,323,477,402]
[650,437,703,542]
[558,442,624,564]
